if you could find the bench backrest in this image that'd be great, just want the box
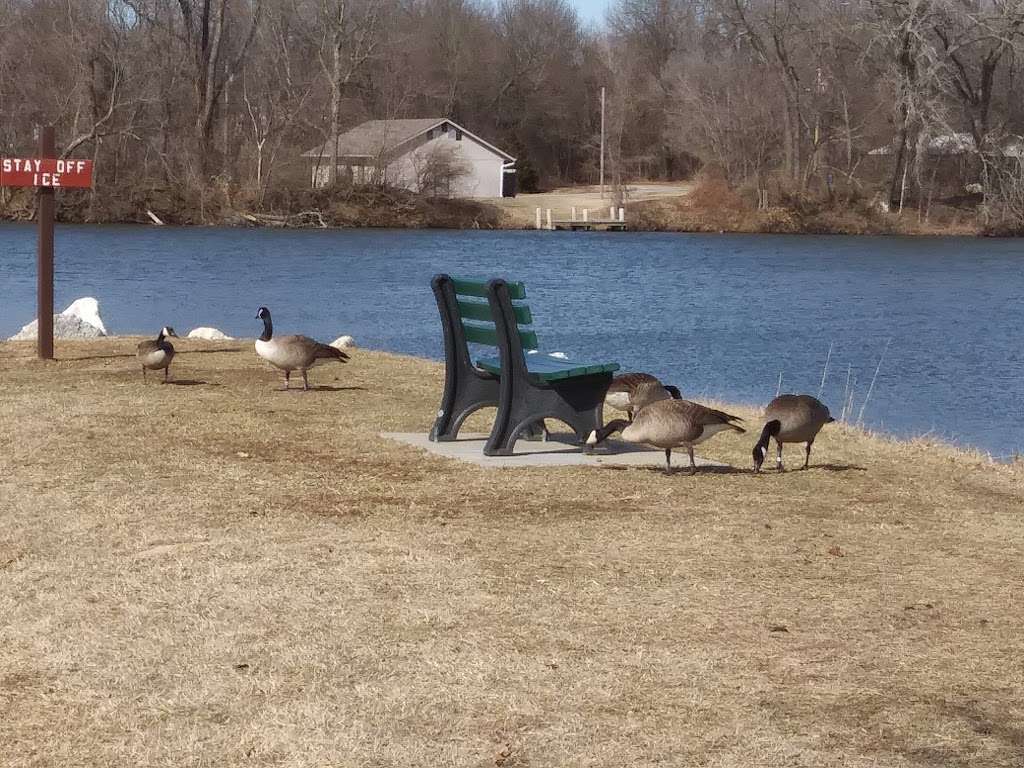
[448,277,539,350]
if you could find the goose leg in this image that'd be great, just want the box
[664,448,672,475]
[142,366,146,382]
[804,439,813,470]
[302,369,310,391]
[688,446,697,475]
[776,440,784,472]
[282,370,290,391]
[164,366,169,384]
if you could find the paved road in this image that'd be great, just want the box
[489,182,692,228]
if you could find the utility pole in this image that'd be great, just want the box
[599,86,606,198]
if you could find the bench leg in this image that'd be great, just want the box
[520,419,548,441]
[484,374,610,457]
[430,372,499,442]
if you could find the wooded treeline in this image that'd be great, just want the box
[3,0,1024,228]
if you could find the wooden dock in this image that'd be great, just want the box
[535,206,627,231]
[551,219,627,231]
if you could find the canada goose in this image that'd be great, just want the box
[605,373,682,421]
[254,306,349,390]
[137,326,178,382]
[752,394,835,472]
[587,398,745,474]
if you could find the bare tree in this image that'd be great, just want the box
[723,0,811,184]
[932,0,1024,155]
[410,144,471,196]
[242,5,318,201]
[176,0,263,173]
[5,0,1024,226]
[309,0,384,184]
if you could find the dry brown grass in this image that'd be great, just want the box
[629,176,983,236]
[1,339,1022,767]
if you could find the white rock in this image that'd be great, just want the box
[187,327,234,340]
[62,297,107,335]
[331,335,357,350]
[8,296,108,341]
[9,314,106,341]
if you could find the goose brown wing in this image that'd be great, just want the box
[276,335,349,365]
[608,372,661,394]
[631,399,707,444]
[698,406,745,430]
[767,394,832,442]
[631,380,674,411]
[311,341,349,362]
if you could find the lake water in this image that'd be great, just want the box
[1,223,1021,457]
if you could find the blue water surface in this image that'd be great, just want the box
[1,223,1021,456]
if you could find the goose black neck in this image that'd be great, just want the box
[756,419,781,450]
[260,315,273,342]
[595,419,630,444]
[156,329,165,342]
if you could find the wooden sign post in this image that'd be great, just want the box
[0,127,94,359]
[37,127,56,360]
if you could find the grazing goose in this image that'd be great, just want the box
[605,372,683,421]
[587,398,745,474]
[137,326,178,382]
[254,306,349,390]
[752,394,835,472]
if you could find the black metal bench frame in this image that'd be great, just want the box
[429,274,615,456]
[429,274,501,443]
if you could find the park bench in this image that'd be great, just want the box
[429,274,620,456]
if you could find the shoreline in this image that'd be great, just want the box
[0,216,1002,238]
[0,180,1003,236]
[2,336,1017,463]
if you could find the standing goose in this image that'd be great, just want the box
[137,326,178,382]
[752,394,835,472]
[587,398,745,474]
[254,306,349,390]
[605,372,683,421]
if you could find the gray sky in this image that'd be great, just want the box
[570,0,609,26]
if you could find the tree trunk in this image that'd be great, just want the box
[329,34,342,186]
[195,0,228,175]
[889,119,909,209]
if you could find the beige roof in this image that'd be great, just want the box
[302,118,515,162]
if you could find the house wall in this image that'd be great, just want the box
[311,163,375,187]
[387,129,505,198]
[311,126,507,198]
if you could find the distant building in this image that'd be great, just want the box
[867,132,1024,197]
[302,118,516,198]
[867,132,1024,158]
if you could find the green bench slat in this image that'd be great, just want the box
[457,299,533,325]
[452,278,527,300]
[476,354,619,381]
[451,277,618,381]
[463,322,539,350]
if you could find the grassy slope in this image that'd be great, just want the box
[1,339,1022,767]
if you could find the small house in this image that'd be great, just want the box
[302,118,516,198]
[866,131,1024,197]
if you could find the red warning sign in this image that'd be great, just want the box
[0,157,93,188]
